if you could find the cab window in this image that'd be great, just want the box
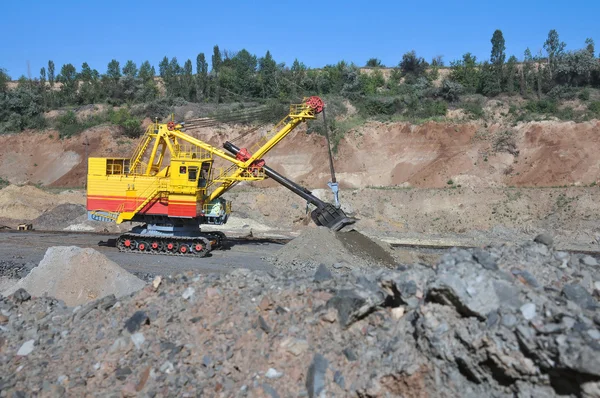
[188,166,198,181]
[179,166,187,174]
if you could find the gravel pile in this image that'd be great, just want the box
[0,238,599,396]
[268,226,397,272]
[32,203,86,231]
[0,261,29,280]
[2,246,146,306]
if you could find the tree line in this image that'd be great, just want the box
[1,29,599,133]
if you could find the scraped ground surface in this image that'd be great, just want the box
[2,246,145,306]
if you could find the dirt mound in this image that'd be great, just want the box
[33,203,86,230]
[2,246,145,306]
[268,227,396,272]
[0,185,85,220]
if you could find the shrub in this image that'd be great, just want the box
[461,101,484,119]
[419,100,447,118]
[493,130,519,156]
[555,106,574,120]
[547,85,577,100]
[525,100,558,114]
[588,101,600,114]
[120,119,142,138]
[359,97,396,116]
[108,108,142,138]
[438,80,464,102]
[55,111,84,138]
[579,89,591,101]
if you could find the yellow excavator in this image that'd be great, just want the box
[86,96,355,256]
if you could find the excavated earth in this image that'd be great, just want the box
[1,118,600,190]
[0,237,599,397]
[268,227,398,273]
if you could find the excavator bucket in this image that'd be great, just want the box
[310,203,357,231]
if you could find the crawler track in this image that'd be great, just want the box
[116,231,227,257]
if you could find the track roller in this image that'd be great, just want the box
[116,233,214,257]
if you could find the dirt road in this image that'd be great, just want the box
[0,231,281,277]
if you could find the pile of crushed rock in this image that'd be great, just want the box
[0,236,599,396]
[268,226,397,272]
[2,246,145,306]
[32,204,87,231]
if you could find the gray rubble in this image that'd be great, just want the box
[0,239,598,396]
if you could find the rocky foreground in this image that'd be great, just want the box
[0,237,600,397]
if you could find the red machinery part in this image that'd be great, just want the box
[167,121,176,131]
[236,148,252,162]
[305,96,324,113]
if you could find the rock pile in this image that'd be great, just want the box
[2,246,145,306]
[0,261,29,280]
[0,239,599,396]
[268,226,397,272]
[33,203,86,231]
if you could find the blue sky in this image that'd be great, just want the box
[1,0,598,78]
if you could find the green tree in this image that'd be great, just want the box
[53,63,77,105]
[225,49,258,98]
[195,53,208,100]
[479,61,501,96]
[183,59,194,100]
[505,55,518,94]
[449,53,480,93]
[488,29,506,95]
[167,57,182,97]
[79,62,94,82]
[290,58,307,97]
[48,60,55,88]
[0,68,10,92]
[490,30,506,65]
[122,60,138,78]
[211,45,222,74]
[138,61,155,81]
[522,48,535,95]
[554,49,598,86]
[544,29,566,70]
[211,46,223,104]
[258,50,277,98]
[585,38,595,55]
[107,59,121,82]
[136,61,158,102]
[158,56,169,78]
[399,50,428,82]
[359,69,385,95]
[365,58,383,67]
[431,55,444,67]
